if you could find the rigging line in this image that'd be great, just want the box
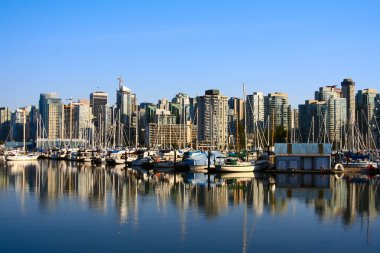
[361,108,378,151]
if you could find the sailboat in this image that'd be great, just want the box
[216,84,268,172]
[216,151,268,172]
[6,151,38,161]
[6,109,38,161]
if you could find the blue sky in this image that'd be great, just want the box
[1,0,379,109]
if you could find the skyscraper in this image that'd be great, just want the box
[196,89,228,150]
[246,92,264,134]
[356,88,379,148]
[265,92,292,144]
[63,100,92,141]
[29,106,39,141]
[375,96,380,148]
[11,107,31,142]
[327,97,347,149]
[116,78,138,147]
[116,78,136,127]
[341,78,356,124]
[313,85,347,149]
[39,93,63,140]
[90,91,108,129]
[90,91,109,146]
[298,100,328,143]
[315,85,342,101]
[171,93,191,124]
[0,107,11,141]
[228,97,245,149]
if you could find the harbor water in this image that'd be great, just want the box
[0,159,379,253]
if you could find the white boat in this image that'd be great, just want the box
[216,158,267,172]
[5,109,39,162]
[216,159,254,172]
[6,153,38,161]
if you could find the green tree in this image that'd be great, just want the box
[274,125,287,143]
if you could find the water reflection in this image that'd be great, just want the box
[1,160,380,229]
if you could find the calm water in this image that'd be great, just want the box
[0,160,379,253]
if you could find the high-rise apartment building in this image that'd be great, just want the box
[116,79,138,147]
[116,79,136,127]
[375,96,380,148]
[265,92,292,143]
[90,91,108,129]
[312,84,351,149]
[298,100,328,143]
[356,88,379,148]
[0,107,11,141]
[29,106,39,141]
[196,89,228,150]
[39,93,63,140]
[315,85,342,101]
[11,107,31,142]
[327,97,347,149]
[341,78,356,124]
[172,93,191,123]
[228,97,245,148]
[90,91,109,146]
[246,92,264,134]
[63,100,92,141]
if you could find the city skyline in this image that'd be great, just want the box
[1,1,380,109]
[1,79,379,151]
[0,77,378,110]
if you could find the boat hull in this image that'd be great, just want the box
[216,164,255,172]
[6,155,38,161]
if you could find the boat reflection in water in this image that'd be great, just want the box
[0,160,380,252]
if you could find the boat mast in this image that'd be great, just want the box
[367,95,370,150]
[135,110,138,149]
[36,114,39,149]
[118,109,121,146]
[69,98,73,144]
[271,110,275,147]
[243,83,247,150]
[267,114,270,147]
[183,97,185,149]
[112,108,115,148]
[23,109,26,151]
[196,106,199,150]
[312,116,315,143]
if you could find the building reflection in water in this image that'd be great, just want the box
[1,160,380,232]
